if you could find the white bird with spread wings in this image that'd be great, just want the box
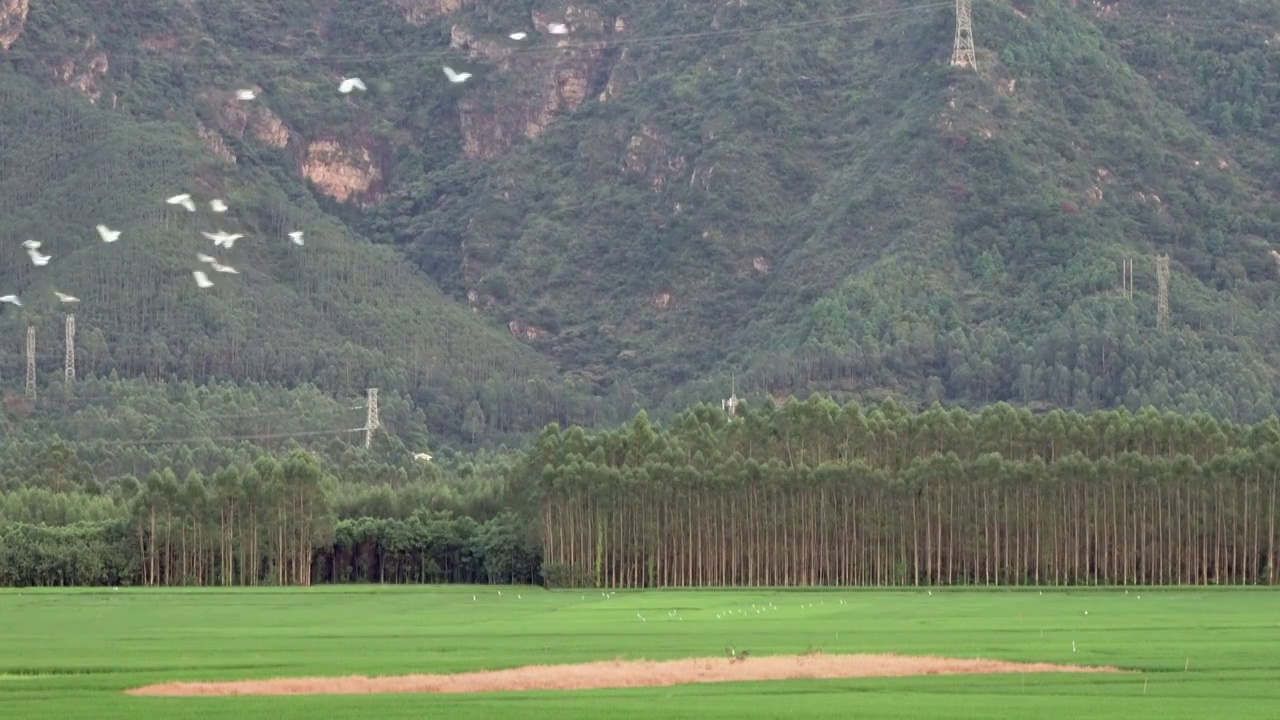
[443,66,472,84]
[166,193,196,212]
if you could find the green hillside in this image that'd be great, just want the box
[376,0,1280,420]
[0,0,606,445]
[2,0,1279,449]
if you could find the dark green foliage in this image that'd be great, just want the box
[522,399,1280,587]
[0,442,541,587]
[0,4,614,446]
[2,2,1280,448]
[359,0,1280,424]
[0,520,136,586]
[6,395,1280,589]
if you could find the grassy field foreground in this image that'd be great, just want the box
[0,586,1276,718]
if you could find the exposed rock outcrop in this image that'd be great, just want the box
[391,0,468,25]
[214,95,292,148]
[456,49,607,159]
[449,24,507,58]
[0,0,28,50]
[533,5,608,34]
[198,123,237,164]
[301,139,385,206]
[452,5,624,159]
[140,35,182,51]
[624,124,686,192]
[599,47,629,102]
[250,110,290,147]
[52,51,109,103]
[466,288,496,312]
[508,320,546,340]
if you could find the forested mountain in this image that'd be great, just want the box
[1,0,1279,450]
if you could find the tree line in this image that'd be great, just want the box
[6,396,1280,588]
[514,398,1280,588]
[0,450,540,587]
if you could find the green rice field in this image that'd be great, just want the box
[1,586,1276,718]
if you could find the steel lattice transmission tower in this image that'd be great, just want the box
[364,387,381,449]
[1156,254,1171,330]
[64,314,76,384]
[721,372,740,416]
[951,0,977,69]
[25,324,35,400]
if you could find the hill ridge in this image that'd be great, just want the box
[1,0,1278,446]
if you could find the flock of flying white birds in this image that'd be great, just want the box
[0,21,573,310]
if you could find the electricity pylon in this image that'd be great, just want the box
[25,324,35,400]
[65,314,76,383]
[1156,254,1170,330]
[951,0,977,70]
[364,387,381,449]
[721,373,740,416]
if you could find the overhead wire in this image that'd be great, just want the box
[29,398,368,419]
[0,389,370,447]
[79,426,369,447]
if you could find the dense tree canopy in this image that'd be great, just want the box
[4,397,1277,589]
[517,399,1280,588]
[1,2,1279,589]
[3,0,1280,445]
[0,445,539,587]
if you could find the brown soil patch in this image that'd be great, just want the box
[126,653,1121,697]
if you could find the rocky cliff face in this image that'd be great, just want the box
[199,89,392,205]
[301,139,386,206]
[5,0,626,214]
[391,0,468,25]
[198,122,237,164]
[52,50,109,104]
[3,1,112,105]
[210,93,292,148]
[624,124,686,192]
[0,0,27,50]
[451,5,623,159]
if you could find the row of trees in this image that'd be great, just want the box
[532,397,1280,473]
[514,400,1280,587]
[533,449,1278,588]
[10,396,1280,588]
[0,511,540,588]
[0,449,540,587]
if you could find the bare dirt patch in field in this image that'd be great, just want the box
[127,653,1122,697]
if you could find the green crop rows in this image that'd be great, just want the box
[0,587,1276,719]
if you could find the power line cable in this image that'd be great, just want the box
[97,426,369,446]
[11,426,368,448]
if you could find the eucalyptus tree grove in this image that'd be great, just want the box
[518,398,1280,588]
[5,397,1280,589]
[0,448,538,587]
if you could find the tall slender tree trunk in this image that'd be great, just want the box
[149,507,157,586]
